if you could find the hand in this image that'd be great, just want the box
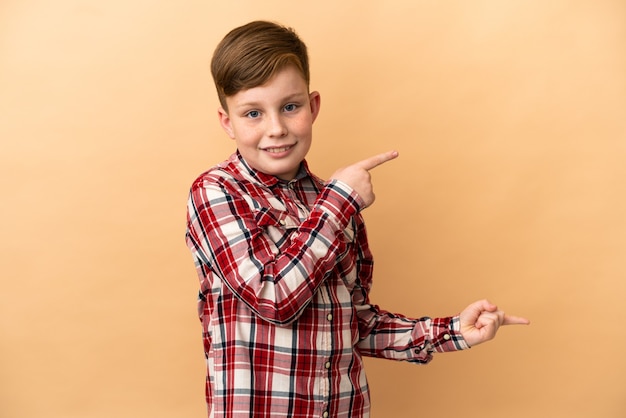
[459,299,530,347]
[329,150,399,207]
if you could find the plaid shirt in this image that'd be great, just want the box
[185,152,468,418]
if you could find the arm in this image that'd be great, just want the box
[186,174,360,325]
[351,221,529,360]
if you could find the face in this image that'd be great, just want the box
[218,65,321,181]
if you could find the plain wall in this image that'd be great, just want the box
[1,1,625,417]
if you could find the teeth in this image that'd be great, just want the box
[266,146,291,153]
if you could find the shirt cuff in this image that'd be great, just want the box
[406,316,470,364]
[430,315,470,353]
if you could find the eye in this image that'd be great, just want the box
[245,110,260,119]
[283,103,298,112]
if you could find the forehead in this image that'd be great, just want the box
[227,66,308,108]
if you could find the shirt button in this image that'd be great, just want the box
[279,219,286,226]
[443,334,451,341]
[325,361,331,369]
[326,313,333,321]
[323,412,329,418]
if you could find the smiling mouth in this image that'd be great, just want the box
[263,145,293,153]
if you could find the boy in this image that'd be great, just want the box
[185,20,529,418]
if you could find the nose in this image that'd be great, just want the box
[267,113,287,138]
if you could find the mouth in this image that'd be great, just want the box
[262,145,294,154]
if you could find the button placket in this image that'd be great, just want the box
[322,301,334,416]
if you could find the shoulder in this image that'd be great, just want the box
[191,167,235,190]
[190,154,243,191]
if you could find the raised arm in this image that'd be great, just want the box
[186,175,359,325]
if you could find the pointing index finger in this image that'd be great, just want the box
[502,314,531,326]
[355,150,399,171]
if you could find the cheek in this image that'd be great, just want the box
[292,116,314,136]
[233,124,262,144]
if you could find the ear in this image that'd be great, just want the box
[308,91,321,123]
[217,107,236,139]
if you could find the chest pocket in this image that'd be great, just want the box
[254,207,299,229]
[254,207,300,252]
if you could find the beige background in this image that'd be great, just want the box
[1,1,625,417]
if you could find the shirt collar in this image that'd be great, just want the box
[234,150,320,188]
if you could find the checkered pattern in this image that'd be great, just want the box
[185,152,469,417]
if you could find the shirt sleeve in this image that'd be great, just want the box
[350,210,470,363]
[186,174,360,326]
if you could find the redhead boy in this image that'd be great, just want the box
[185,20,529,418]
